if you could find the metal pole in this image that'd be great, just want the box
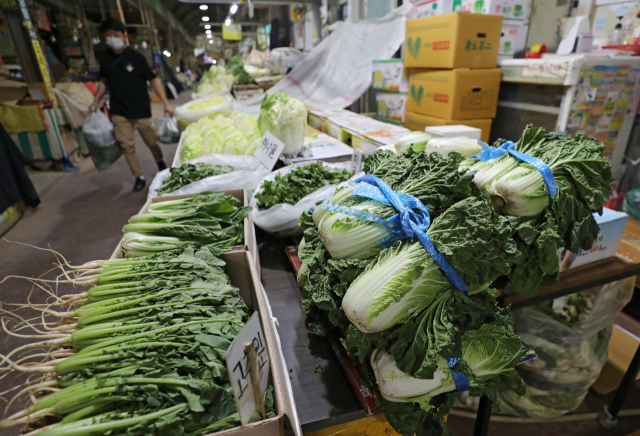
[473,396,492,436]
[601,343,640,429]
[98,0,106,21]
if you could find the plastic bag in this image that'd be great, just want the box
[175,95,233,130]
[190,85,231,101]
[147,154,269,200]
[249,161,352,237]
[621,189,640,220]
[82,111,122,171]
[157,115,180,144]
[494,277,635,418]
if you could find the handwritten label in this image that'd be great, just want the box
[254,131,286,170]
[350,147,364,174]
[225,312,270,424]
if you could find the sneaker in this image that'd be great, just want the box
[157,160,167,171]
[133,176,147,192]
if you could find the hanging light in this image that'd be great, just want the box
[207,34,212,38]
[202,16,210,21]
[230,4,238,14]
[206,30,212,34]
[163,50,171,57]
[224,17,232,26]
[205,24,211,29]
[200,5,208,10]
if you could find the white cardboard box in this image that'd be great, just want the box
[457,0,531,26]
[376,92,409,124]
[425,124,482,139]
[411,0,453,18]
[558,208,628,272]
[499,24,520,59]
[372,59,408,93]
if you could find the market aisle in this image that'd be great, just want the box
[0,96,186,434]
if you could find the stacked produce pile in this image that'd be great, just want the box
[157,163,236,195]
[297,125,612,435]
[122,192,250,258]
[194,65,234,99]
[0,246,275,435]
[181,112,262,162]
[257,92,307,155]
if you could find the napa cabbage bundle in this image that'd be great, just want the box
[258,92,307,155]
[195,64,234,98]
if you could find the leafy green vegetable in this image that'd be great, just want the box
[225,56,252,84]
[158,163,235,195]
[255,162,352,210]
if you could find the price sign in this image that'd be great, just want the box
[225,312,270,424]
[254,131,286,171]
[350,147,364,174]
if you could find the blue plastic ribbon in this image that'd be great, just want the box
[471,140,558,208]
[447,357,470,392]
[320,174,469,295]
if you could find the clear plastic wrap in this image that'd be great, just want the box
[175,95,233,129]
[249,161,352,237]
[496,277,635,417]
[147,154,269,200]
[82,112,122,171]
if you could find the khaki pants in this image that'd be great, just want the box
[112,115,163,177]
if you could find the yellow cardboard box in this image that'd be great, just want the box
[404,111,492,142]
[404,12,503,69]
[406,68,501,120]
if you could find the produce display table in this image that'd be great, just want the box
[258,217,640,435]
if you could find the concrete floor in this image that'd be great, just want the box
[1,92,640,436]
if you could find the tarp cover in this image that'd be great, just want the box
[267,4,417,109]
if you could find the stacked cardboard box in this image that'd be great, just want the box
[372,59,409,126]
[403,12,503,142]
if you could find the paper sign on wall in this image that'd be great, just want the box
[225,312,270,424]
[254,131,286,170]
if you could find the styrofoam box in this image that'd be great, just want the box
[558,208,628,272]
[109,245,298,436]
[111,189,260,276]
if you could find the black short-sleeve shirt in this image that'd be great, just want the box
[98,48,156,119]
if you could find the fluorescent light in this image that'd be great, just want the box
[224,17,232,26]
[212,59,217,64]
[204,24,211,29]
[230,4,238,14]
[163,50,171,57]
[202,16,209,21]
[206,30,212,34]
[199,4,208,10]
[207,34,212,38]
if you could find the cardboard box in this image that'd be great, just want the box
[404,12,503,69]
[109,245,297,435]
[591,325,640,394]
[412,0,454,17]
[372,60,408,92]
[499,24,520,59]
[457,0,531,26]
[558,208,628,272]
[111,189,261,277]
[406,68,501,119]
[404,111,492,142]
[376,92,408,124]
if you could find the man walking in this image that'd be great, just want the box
[90,18,174,192]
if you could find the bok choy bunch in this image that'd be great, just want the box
[122,192,250,257]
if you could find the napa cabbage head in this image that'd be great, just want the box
[184,123,202,137]
[201,129,224,156]
[258,92,307,154]
[424,137,483,158]
[395,132,434,153]
[181,136,203,162]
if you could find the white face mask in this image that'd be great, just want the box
[106,36,125,50]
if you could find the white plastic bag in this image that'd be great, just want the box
[157,115,180,144]
[148,154,269,200]
[82,111,122,171]
[175,95,233,128]
[250,161,351,237]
